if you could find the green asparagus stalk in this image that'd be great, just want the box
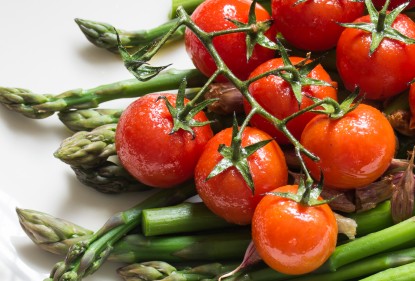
[58,109,122,132]
[17,208,250,263]
[360,261,415,281]
[118,261,237,281]
[142,202,234,236]
[71,160,151,194]
[16,208,93,255]
[288,247,415,281]
[0,68,207,119]
[75,18,185,53]
[323,217,415,272]
[45,182,197,281]
[54,124,117,168]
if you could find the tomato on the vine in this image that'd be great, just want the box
[252,184,338,275]
[184,0,277,81]
[194,126,288,225]
[301,103,396,189]
[336,12,415,100]
[271,0,365,51]
[115,93,213,188]
[244,57,338,145]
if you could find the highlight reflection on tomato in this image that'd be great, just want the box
[194,126,288,225]
[185,0,277,81]
[244,57,338,145]
[301,104,396,189]
[252,185,338,275]
[115,93,213,188]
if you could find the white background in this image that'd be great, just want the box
[0,1,193,280]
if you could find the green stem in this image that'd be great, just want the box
[0,68,207,119]
[348,200,395,237]
[46,182,197,281]
[360,261,415,281]
[324,217,415,271]
[75,18,185,53]
[142,202,234,236]
[110,230,250,263]
[290,247,415,281]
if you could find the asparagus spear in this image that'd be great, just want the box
[58,109,122,132]
[44,182,197,281]
[118,261,237,281]
[16,208,93,255]
[54,124,117,168]
[17,208,250,263]
[286,247,415,281]
[75,18,185,53]
[142,202,234,236]
[0,68,207,119]
[71,160,151,194]
[360,261,415,281]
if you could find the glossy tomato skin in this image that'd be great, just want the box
[244,57,338,145]
[194,127,288,225]
[271,0,365,51]
[185,0,277,81]
[115,93,213,188]
[301,104,396,189]
[336,14,415,100]
[252,185,338,275]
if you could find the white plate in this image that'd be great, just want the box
[0,1,193,280]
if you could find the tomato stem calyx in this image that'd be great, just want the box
[267,176,332,207]
[206,115,272,193]
[272,40,334,106]
[339,0,415,56]
[226,0,279,61]
[157,79,217,138]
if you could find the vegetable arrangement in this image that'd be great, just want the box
[3,0,415,280]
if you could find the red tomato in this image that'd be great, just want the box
[244,57,338,145]
[115,93,213,188]
[252,185,338,275]
[194,126,288,225]
[336,13,415,100]
[184,0,277,81]
[372,0,415,10]
[271,0,365,51]
[301,104,396,189]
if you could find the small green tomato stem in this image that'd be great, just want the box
[208,26,254,37]
[141,18,185,61]
[376,0,390,33]
[186,69,221,108]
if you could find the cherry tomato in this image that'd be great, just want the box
[301,104,396,189]
[115,93,213,188]
[244,57,338,145]
[336,13,415,100]
[194,126,288,225]
[184,0,277,81]
[271,0,365,51]
[372,0,415,10]
[252,185,338,275]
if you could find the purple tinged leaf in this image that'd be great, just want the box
[218,241,261,281]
